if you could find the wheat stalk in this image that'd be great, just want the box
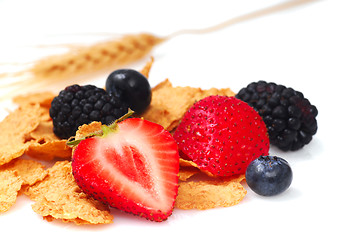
[0,33,163,100]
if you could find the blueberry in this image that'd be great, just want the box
[105,69,151,114]
[245,156,293,196]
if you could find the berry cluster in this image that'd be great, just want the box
[50,70,319,206]
[50,69,151,139]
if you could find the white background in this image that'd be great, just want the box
[0,0,358,239]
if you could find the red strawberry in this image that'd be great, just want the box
[173,95,269,177]
[71,117,179,222]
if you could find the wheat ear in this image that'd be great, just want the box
[30,33,162,79]
[0,33,163,100]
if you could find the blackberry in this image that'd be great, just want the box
[50,84,129,139]
[235,80,318,151]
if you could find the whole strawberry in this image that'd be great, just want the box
[70,112,179,222]
[173,95,269,177]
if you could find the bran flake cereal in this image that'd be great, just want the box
[13,91,55,109]
[15,92,71,160]
[75,121,103,140]
[0,104,42,166]
[178,158,201,181]
[20,92,72,160]
[139,56,154,78]
[0,159,47,212]
[26,120,71,160]
[0,170,23,212]
[178,167,200,181]
[24,161,113,225]
[175,174,247,210]
[0,158,47,186]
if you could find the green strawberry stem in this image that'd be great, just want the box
[108,108,135,130]
[66,109,134,147]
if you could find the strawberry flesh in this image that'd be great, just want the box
[72,118,179,222]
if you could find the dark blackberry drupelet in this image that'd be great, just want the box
[50,84,129,139]
[235,80,318,151]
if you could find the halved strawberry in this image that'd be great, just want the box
[173,95,269,177]
[71,117,179,222]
